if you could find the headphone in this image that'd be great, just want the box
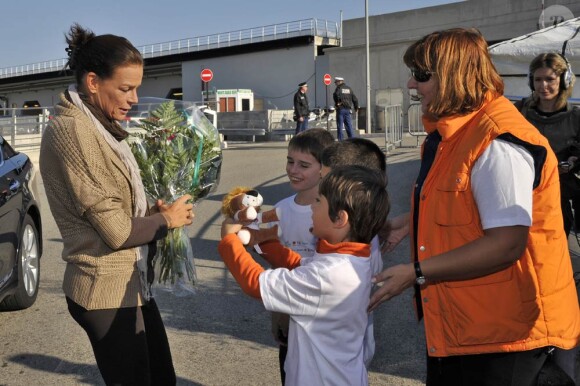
[528,52,573,91]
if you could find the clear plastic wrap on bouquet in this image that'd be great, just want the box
[128,98,222,296]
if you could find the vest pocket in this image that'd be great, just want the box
[434,172,473,226]
[442,268,534,345]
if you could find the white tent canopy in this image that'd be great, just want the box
[489,16,580,75]
[489,17,580,99]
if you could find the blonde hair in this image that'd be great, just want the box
[528,52,575,111]
[403,28,504,118]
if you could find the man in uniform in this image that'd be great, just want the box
[293,82,310,134]
[333,77,359,140]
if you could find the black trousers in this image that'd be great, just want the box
[279,344,287,385]
[67,297,176,386]
[426,347,575,386]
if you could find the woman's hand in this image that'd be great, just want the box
[368,263,415,312]
[158,194,194,229]
[558,156,578,174]
[379,213,410,254]
[568,156,578,172]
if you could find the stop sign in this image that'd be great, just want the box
[200,68,213,83]
[323,73,332,85]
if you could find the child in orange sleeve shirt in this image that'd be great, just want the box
[218,166,390,386]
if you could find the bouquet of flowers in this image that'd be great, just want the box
[129,98,222,296]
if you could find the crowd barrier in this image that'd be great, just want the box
[0,108,52,152]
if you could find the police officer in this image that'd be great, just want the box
[293,81,310,134]
[333,77,359,140]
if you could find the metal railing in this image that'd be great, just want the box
[381,105,403,152]
[0,19,339,79]
[406,103,427,147]
[407,103,425,135]
[0,108,53,151]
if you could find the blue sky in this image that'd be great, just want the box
[0,0,462,69]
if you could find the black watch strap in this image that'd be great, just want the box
[414,261,423,278]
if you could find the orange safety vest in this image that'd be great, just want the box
[414,94,580,357]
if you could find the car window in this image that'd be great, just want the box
[1,139,16,161]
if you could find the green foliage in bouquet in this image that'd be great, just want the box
[129,100,222,294]
[132,100,222,203]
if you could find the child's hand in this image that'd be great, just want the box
[221,218,243,238]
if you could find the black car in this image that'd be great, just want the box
[0,135,42,311]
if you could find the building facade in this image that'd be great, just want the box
[326,0,580,130]
[1,1,580,131]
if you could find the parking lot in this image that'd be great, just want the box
[2,135,579,385]
[0,138,430,386]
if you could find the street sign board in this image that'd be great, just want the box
[201,68,214,83]
[323,73,332,85]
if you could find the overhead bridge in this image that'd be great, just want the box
[0,18,340,81]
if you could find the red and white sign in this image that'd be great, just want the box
[200,68,213,83]
[323,73,332,86]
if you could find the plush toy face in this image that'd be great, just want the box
[221,186,253,218]
[221,186,282,245]
[241,190,264,208]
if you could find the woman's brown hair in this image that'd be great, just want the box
[404,28,504,118]
[527,52,575,111]
[65,23,143,86]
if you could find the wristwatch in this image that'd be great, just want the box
[414,261,426,286]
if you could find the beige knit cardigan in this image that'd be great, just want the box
[40,93,145,310]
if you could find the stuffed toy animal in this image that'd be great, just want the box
[221,186,281,246]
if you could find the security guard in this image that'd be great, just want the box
[293,82,310,134]
[333,77,359,140]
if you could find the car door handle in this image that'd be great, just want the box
[9,179,20,192]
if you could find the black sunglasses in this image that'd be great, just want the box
[411,68,435,83]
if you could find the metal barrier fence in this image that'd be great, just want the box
[0,19,339,80]
[0,108,53,152]
[407,103,426,136]
[382,105,403,152]
[407,103,427,147]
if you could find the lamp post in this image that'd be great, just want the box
[365,0,371,134]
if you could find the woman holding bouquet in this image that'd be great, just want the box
[40,23,193,385]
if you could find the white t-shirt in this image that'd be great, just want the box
[275,194,317,258]
[259,251,371,386]
[472,139,534,228]
[274,194,382,366]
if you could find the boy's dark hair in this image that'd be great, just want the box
[320,165,389,244]
[288,128,335,163]
[321,138,386,172]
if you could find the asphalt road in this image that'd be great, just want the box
[0,137,428,386]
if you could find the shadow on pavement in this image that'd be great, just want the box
[7,353,204,386]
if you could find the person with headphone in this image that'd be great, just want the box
[515,53,580,383]
[515,52,580,238]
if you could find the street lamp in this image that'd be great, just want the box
[365,0,371,134]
